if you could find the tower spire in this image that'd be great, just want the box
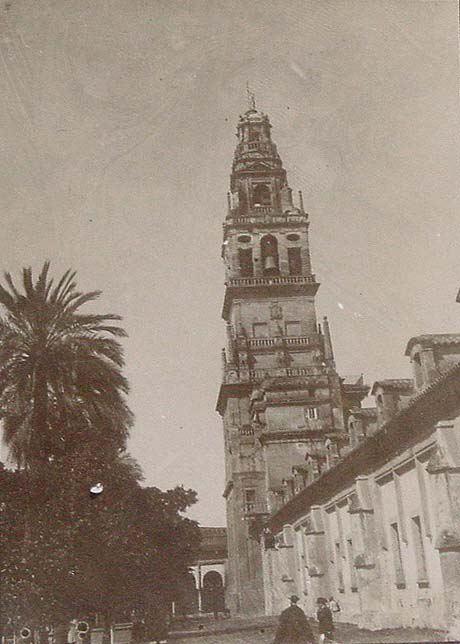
[246,81,256,111]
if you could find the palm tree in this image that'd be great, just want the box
[0,262,133,470]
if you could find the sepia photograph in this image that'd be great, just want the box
[0,1,459,643]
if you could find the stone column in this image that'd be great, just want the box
[427,419,460,639]
[348,476,384,629]
[262,545,275,616]
[280,524,297,594]
[303,506,330,604]
[420,347,437,385]
[197,564,202,613]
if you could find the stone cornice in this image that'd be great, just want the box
[216,381,254,415]
[259,429,338,444]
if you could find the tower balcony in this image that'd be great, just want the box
[236,334,323,351]
[227,275,316,288]
[224,212,307,227]
[243,501,270,517]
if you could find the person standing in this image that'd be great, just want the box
[328,597,340,615]
[273,595,315,643]
[316,598,334,642]
[67,620,78,644]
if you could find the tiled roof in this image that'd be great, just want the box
[371,379,414,394]
[341,374,364,385]
[350,407,377,418]
[405,333,460,356]
[198,527,227,557]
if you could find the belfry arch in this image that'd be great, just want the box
[260,234,279,275]
[252,183,271,207]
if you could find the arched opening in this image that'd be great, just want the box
[260,234,279,275]
[201,571,225,614]
[176,571,198,616]
[413,352,423,388]
[238,187,247,216]
[252,183,271,207]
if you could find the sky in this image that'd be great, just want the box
[0,0,459,525]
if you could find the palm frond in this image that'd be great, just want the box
[65,291,102,313]
[22,267,35,300]
[3,272,22,300]
[35,261,51,297]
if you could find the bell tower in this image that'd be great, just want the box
[217,101,366,615]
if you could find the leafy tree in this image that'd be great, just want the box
[0,264,201,629]
[0,459,200,626]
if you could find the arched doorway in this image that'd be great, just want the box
[176,571,198,615]
[201,570,225,613]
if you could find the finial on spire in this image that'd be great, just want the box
[246,81,256,111]
[298,190,304,213]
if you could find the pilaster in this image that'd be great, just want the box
[427,419,460,638]
[303,506,330,607]
[348,476,384,629]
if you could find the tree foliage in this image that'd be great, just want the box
[0,262,132,469]
[0,460,200,625]
[0,264,201,627]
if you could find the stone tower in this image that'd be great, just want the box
[216,102,367,615]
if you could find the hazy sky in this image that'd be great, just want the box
[0,1,459,525]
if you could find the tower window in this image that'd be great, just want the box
[411,515,428,584]
[287,233,300,242]
[305,407,318,420]
[238,187,247,215]
[390,522,406,587]
[261,234,279,275]
[253,183,271,207]
[288,247,302,275]
[244,488,256,513]
[238,248,254,277]
[248,130,260,142]
[347,538,358,591]
[335,542,345,592]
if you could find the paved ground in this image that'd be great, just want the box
[169,619,445,644]
[170,618,447,643]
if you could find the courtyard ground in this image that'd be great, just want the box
[169,615,448,643]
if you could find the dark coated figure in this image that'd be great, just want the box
[273,595,315,644]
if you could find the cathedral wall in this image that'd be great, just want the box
[264,421,453,631]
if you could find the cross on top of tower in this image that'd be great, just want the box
[246,82,256,112]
